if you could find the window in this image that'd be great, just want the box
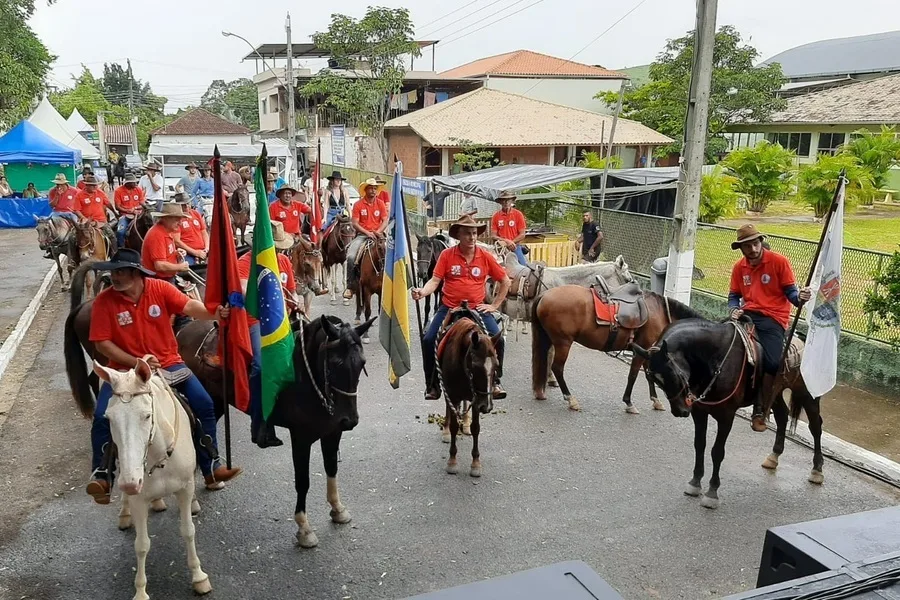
[768,132,812,156]
[261,99,267,114]
[817,132,845,156]
[269,94,279,113]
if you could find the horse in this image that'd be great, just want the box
[114,155,127,186]
[84,361,212,599]
[414,233,449,324]
[229,185,251,246]
[320,214,356,306]
[35,214,75,290]
[72,221,113,301]
[353,236,385,342]
[289,235,326,315]
[631,320,824,509]
[174,315,375,548]
[124,205,154,253]
[532,287,703,413]
[434,307,500,478]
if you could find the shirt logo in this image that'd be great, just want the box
[451,265,462,276]
[95,197,102,203]
[742,275,751,286]
[292,210,299,217]
[192,219,200,227]
[167,243,174,253]
[374,210,380,217]
[471,266,482,277]
[148,304,161,318]
[498,220,505,227]
[761,274,771,284]
[280,272,288,284]
[182,221,190,228]
[279,211,286,218]
[116,311,133,326]
[361,209,368,216]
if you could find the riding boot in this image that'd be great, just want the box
[492,337,507,399]
[751,373,775,432]
[250,419,284,449]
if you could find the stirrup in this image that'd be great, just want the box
[198,434,220,461]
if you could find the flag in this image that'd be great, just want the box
[245,145,295,419]
[204,147,254,412]
[800,177,845,397]
[379,161,412,388]
[309,141,322,244]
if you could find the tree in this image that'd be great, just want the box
[841,126,900,205]
[301,7,420,166]
[721,141,795,213]
[201,78,259,130]
[451,139,501,172]
[99,62,153,107]
[50,67,110,124]
[600,26,786,160]
[699,164,740,223]
[864,251,900,342]
[0,0,54,129]
[797,153,873,218]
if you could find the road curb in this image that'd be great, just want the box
[0,261,61,384]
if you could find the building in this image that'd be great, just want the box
[727,73,900,163]
[384,88,672,177]
[440,49,628,114]
[100,124,135,158]
[151,107,252,146]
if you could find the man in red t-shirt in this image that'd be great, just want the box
[84,248,241,504]
[142,202,191,280]
[491,190,528,266]
[374,175,391,214]
[74,175,116,223]
[48,173,79,222]
[113,173,146,247]
[412,215,511,400]
[728,224,811,431]
[268,184,310,237]
[173,193,209,265]
[343,178,388,299]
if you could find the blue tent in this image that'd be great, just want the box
[0,120,82,164]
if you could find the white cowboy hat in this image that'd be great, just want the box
[271,220,294,250]
[151,202,186,219]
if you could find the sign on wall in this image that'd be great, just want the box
[331,124,345,166]
[401,177,427,198]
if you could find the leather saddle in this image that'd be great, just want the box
[591,277,648,331]
[508,261,546,302]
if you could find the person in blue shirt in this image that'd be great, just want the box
[266,174,278,204]
[269,166,286,191]
[192,165,215,219]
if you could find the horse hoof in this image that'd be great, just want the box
[470,467,482,478]
[342,299,350,306]
[193,577,212,595]
[808,470,825,485]
[362,335,370,344]
[761,453,780,470]
[461,425,471,436]
[446,463,459,475]
[625,404,640,415]
[61,285,70,292]
[441,432,451,444]
[353,319,361,326]
[651,398,666,411]
[296,530,319,549]
[700,495,720,510]
[118,516,133,531]
[547,379,559,388]
[534,392,547,401]
[191,499,201,515]
[150,498,167,512]
[330,508,352,524]
[684,483,702,497]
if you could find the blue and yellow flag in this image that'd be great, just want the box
[245,146,295,419]
[379,162,412,388]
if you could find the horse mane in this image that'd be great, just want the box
[647,292,706,321]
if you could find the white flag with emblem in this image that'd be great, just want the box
[800,178,844,398]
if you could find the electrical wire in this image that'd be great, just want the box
[440,0,548,46]
[415,0,483,35]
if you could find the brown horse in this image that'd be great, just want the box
[229,185,251,246]
[531,286,704,413]
[35,214,75,290]
[72,221,113,301]
[320,215,356,305]
[124,205,154,253]
[353,236,385,342]
[289,235,326,315]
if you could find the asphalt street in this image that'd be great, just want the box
[0,287,898,600]
[0,229,53,347]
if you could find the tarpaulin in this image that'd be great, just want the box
[0,197,51,228]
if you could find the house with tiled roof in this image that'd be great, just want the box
[440,50,628,114]
[150,107,252,145]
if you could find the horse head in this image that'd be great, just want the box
[610,255,635,286]
[464,324,499,415]
[415,234,435,283]
[290,236,324,292]
[229,185,250,214]
[632,334,692,418]
[336,215,355,243]
[35,215,69,249]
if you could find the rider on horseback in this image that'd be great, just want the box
[412,215,511,400]
[84,248,242,504]
[75,174,118,253]
[491,191,528,267]
[48,173,79,223]
[269,184,310,239]
[321,171,349,230]
[343,178,388,300]
[113,173,145,247]
[142,202,193,280]
[728,224,811,432]
[173,193,209,265]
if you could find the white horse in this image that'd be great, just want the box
[94,360,212,600]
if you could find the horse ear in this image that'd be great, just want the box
[416,233,425,242]
[93,361,117,384]
[471,330,480,346]
[321,315,341,341]
[630,343,650,360]
[355,316,377,338]
[134,359,152,383]
[615,255,625,268]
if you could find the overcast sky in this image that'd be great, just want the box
[31,0,900,112]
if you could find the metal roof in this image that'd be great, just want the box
[243,40,438,62]
[763,30,900,80]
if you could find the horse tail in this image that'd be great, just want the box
[69,258,98,310]
[64,304,94,418]
[531,295,552,395]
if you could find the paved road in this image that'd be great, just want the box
[0,229,55,347]
[0,293,898,600]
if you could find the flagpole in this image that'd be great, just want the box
[212,145,233,470]
[396,160,426,347]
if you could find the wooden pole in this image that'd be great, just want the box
[212,145,232,469]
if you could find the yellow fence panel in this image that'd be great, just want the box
[526,241,579,267]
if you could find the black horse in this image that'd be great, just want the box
[414,233,448,324]
[114,155,126,185]
[632,318,824,510]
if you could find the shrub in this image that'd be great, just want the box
[864,251,900,341]
[699,165,740,223]
[841,126,900,205]
[797,153,873,218]
[722,141,795,213]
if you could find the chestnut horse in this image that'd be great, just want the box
[353,236,385,342]
[229,185,251,246]
[72,221,114,301]
[289,235,326,315]
[321,214,356,305]
[532,286,703,412]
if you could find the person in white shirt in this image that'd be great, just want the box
[139,161,165,210]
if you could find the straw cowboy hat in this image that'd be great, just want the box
[51,173,70,185]
[151,202,186,219]
[374,175,387,185]
[82,174,101,187]
[327,170,346,181]
[731,224,766,250]
[358,178,384,195]
[92,248,155,276]
[448,214,487,239]
[275,184,298,198]
[497,190,517,202]
[270,220,295,250]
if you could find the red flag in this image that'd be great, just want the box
[204,148,253,413]
[309,141,322,244]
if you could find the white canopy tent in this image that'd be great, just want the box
[28,98,100,160]
[66,108,95,133]
[148,141,291,159]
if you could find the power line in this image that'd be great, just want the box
[416,0,483,35]
[422,0,521,40]
[440,0,548,46]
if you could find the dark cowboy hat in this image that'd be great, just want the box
[92,248,155,276]
[448,214,487,240]
[497,190,517,201]
[172,191,193,204]
[275,184,298,197]
[123,172,138,184]
[731,223,765,250]
[82,174,101,186]
[184,162,199,170]
[327,170,346,181]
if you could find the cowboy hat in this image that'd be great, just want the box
[92,248,155,276]
[151,202,186,219]
[82,175,101,187]
[144,161,162,171]
[268,166,279,174]
[172,192,192,204]
[275,184,298,198]
[448,214,487,239]
[358,178,384,196]
[51,173,70,185]
[731,224,765,250]
[271,220,294,250]
[184,162,199,170]
[327,170,346,181]
[497,190,517,201]
[81,165,94,173]
[122,173,138,184]
[374,175,387,185]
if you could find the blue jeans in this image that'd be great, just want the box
[323,207,343,230]
[514,245,527,266]
[422,304,502,389]
[184,255,197,266]
[91,364,220,476]
[248,323,263,426]
[116,215,133,247]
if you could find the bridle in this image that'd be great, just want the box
[112,382,180,476]
[436,313,494,423]
[37,218,71,249]
[297,317,361,415]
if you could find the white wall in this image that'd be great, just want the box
[484,77,625,114]
[312,126,385,173]
[153,134,253,145]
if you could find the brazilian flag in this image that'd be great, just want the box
[245,147,295,419]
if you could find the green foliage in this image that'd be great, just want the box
[699,165,739,223]
[722,141,795,213]
[0,0,55,129]
[600,25,785,160]
[864,251,900,340]
[201,78,259,130]
[797,153,872,218]
[301,7,420,163]
[99,62,153,107]
[50,67,109,124]
[841,126,900,204]
[451,139,501,172]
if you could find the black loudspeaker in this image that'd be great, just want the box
[756,505,900,588]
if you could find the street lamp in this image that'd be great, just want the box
[221,31,286,87]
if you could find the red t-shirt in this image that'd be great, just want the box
[269,200,310,235]
[376,189,391,212]
[238,252,296,325]
[433,245,507,309]
[49,185,79,212]
[77,180,87,190]
[142,223,179,279]
[75,189,109,222]
[491,208,526,241]
[352,197,387,232]
[114,185,145,213]
[178,209,207,251]
[89,278,190,370]
[729,250,797,328]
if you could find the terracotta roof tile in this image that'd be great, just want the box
[104,124,133,144]
[151,107,250,136]
[440,50,625,79]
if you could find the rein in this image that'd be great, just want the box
[114,377,181,476]
[436,312,492,423]
[297,318,358,415]
[658,322,744,408]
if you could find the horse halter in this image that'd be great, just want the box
[112,386,178,476]
[297,318,359,415]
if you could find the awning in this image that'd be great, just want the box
[148,142,291,158]
[431,164,602,201]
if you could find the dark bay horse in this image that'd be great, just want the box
[229,185,251,246]
[353,236,385,342]
[414,233,448,324]
[35,215,75,290]
[124,205,154,253]
[321,215,355,305]
[632,320,824,509]
[531,287,698,413]
[289,235,326,315]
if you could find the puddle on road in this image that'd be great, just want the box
[815,384,900,463]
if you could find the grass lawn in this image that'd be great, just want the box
[763,218,900,253]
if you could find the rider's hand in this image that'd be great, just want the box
[177,248,187,258]
[730,308,744,321]
[476,303,496,313]
[216,305,231,321]
[411,288,425,301]
[141,354,162,370]
[506,240,517,250]
[196,250,208,261]
[798,287,812,303]
[180,262,192,272]
[366,230,377,239]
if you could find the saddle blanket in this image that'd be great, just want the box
[591,291,618,324]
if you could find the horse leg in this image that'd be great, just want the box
[446,407,460,475]
[469,411,482,478]
[621,355,644,414]
[131,499,151,600]
[646,371,663,411]
[442,403,451,444]
[361,290,372,343]
[290,430,318,548]
[322,432,352,523]
[762,394,789,471]
[686,409,707,497]
[550,342,579,411]
[806,394,825,484]
[175,486,211,595]
[546,346,558,388]
[118,494,133,530]
[424,294,431,325]
[53,250,68,291]
[461,410,472,436]
[702,412,736,509]
[150,498,167,512]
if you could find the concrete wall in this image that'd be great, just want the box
[484,77,624,114]
[152,134,252,145]
[387,130,423,177]
[499,146,552,166]
[314,126,386,174]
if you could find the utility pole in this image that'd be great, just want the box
[599,79,627,209]
[664,0,718,303]
[127,58,138,156]
[286,12,297,186]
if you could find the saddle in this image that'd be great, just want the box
[591,278,648,330]
[508,261,546,302]
[436,302,487,361]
